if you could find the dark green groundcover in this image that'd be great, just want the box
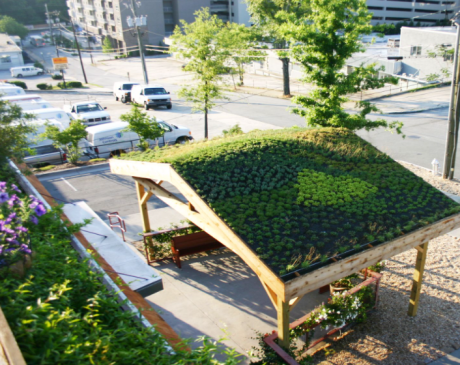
[119,128,460,280]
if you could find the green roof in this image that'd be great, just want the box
[119,128,460,281]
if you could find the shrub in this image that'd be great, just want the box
[36,83,52,90]
[8,80,27,89]
[51,74,63,80]
[34,61,44,69]
[67,81,83,88]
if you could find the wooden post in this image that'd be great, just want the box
[135,181,151,234]
[277,297,290,349]
[408,242,429,316]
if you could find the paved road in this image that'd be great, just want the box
[10,42,454,171]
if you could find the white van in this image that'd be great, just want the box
[0,85,26,96]
[80,120,193,158]
[28,108,73,129]
[113,82,139,103]
[10,66,44,78]
[130,84,172,110]
[0,94,52,110]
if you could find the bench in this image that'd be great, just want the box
[171,231,224,269]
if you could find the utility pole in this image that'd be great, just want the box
[443,19,460,179]
[45,4,59,57]
[129,0,148,84]
[70,19,88,84]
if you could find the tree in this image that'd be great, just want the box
[120,107,165,150]
[220,23,266,86]
[170,8,228,139]
[102,37,113,54]
[0,16,29,39]
[246,0,310,97]
[279,0,403,133]
[43,120,87,164]
[0,100,35,163]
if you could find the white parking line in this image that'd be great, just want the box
[61,177,78,192]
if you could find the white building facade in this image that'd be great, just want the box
[0,33,24,71]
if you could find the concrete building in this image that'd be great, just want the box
[367,0,460,25]
[66,0,251,53]
[0,33,24,71]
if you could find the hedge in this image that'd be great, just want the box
[36,83,52,90]
[58,81,83,89]
[51,74,63,80]
[8,81,27,89]
[0,166,239,364]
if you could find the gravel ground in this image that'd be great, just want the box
[313,162,460,365]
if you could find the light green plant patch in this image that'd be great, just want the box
[295,170,378,207]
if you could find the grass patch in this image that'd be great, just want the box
[89,158,107,162]
[35,165,56,171]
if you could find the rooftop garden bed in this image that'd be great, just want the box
[118,128,460,281]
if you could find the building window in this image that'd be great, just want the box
[372,16,383,20]
[0,56,11,63]
[111,25,116,32]
[368,6,384,10]
[410,46,422,56]
[386,7,412,11]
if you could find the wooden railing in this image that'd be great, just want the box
[0,307,26,365]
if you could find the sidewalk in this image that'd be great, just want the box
[430,349,460,364]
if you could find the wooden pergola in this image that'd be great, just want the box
[110,159,460,348]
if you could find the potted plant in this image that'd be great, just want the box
[330,273,360,295]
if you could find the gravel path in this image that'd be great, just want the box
[314,162,460,365]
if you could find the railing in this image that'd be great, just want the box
[107,212,127,241]
[0,307,26,365]
[263,270,382,365]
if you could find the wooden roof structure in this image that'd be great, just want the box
[110,157,460,348]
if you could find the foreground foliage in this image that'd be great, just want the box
[0,167,240,364]
[119,128,460,280]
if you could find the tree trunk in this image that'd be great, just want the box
[281,57,291,97]
[204,106,208,140]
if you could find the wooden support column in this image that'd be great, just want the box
[135,181,151,234]
[277,296,290,349]
[408,242,429,317]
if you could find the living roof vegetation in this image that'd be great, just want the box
[119,128,460,281]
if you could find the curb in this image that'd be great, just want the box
[31,89,112,95]
[383,105,448,115]
[34,162,109,178]
[366,83,450,102]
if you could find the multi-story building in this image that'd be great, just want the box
[367,0,460,25]
[66,0,251,53]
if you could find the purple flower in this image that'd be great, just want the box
[16,226,28,233]
[29,215,38,225]
[8,212,16,220]
[29,201,39,209]
[19,244,31,255]
[0,192,9,203]
[4,228,15,235]
[7,194,19,207]
[34,204,46,217]
[0,182,6,192]
[6,238,19,245]
[11,184,21,193]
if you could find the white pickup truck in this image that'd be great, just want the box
[63,101,111,126]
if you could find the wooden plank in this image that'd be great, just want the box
[140,191,153,206]
[0,307,27,365]
[135,176,286,299]
[408,242,429,316]
[259,278,278,309]
[415,245,424,254]
[285,213,460,300]
[109,159,172,181]
[277,297,290,349]
[168,169,286,299]
[288,295,303,310]
[135,181,151,235]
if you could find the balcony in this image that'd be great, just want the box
[109,19,116,26]
[106,7,114,13]
[86,14,96,21]
[112,32,118,38]
[98,17,108,24]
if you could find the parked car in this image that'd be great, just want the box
[0,85,26,96]
[80,120,193,158]
[28,108,73,129]
[0,94,52,110]
[131,84,172,110]
[22,119,67,167]
[10,66,44,78]
[113,82,139,103]
[63,101,111,126]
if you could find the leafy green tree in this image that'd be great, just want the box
[120,107,165,150]
[246,0,310,97]
[0,100,35,163]
[43,120,87,164]
[220,23,266,86]
[170,8,228,139]
[102,36,113,54]
[0,16,29,38]
[279,0,403,133]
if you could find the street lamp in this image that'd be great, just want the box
[124,0,149,84]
